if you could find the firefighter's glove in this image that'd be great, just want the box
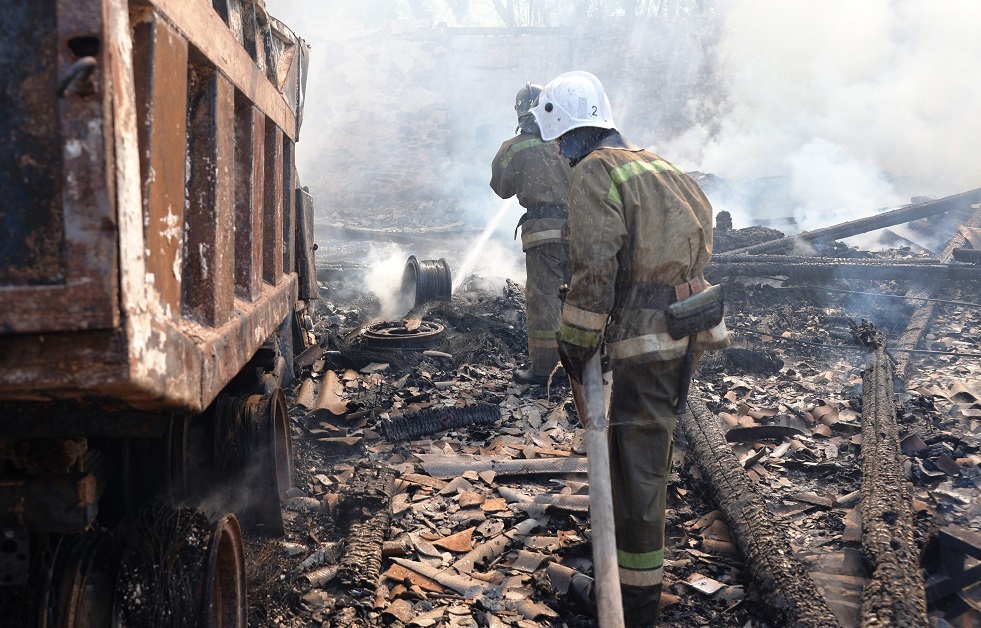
[557,337,598,385]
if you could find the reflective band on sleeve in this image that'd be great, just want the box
[521,229,563,248]
[561,304,608,331]
[501,137,546,169]
[606,159,685,205]
[618,564,664,587]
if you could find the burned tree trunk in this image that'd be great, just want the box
[680,396,840,627]
[718,188,981,257]
[858,331,928,626]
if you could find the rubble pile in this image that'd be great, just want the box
[247,205,981,627]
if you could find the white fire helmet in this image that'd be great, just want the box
[530,71,616,142]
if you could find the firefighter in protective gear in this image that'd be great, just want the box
[490,82,572,385]
[532,71,729,626]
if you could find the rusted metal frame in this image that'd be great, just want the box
[0,0,119,334]
[0,274,297,412]
[0,3,63,290]
[132,11,188,321]
[681,395,841,627]
[183,59,236,327]
[193,276,298,412]
[282,138,297,278]
[718,188,981,257]
[0,402,170,439]
[295,186,319,300]
[233,97,265,301]
[0,472,100,533]
[895,204,981,381]
[132,0,296,139]
[263,124,285,284]
[858,336,928,626]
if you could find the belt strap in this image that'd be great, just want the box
[514,203,568,239]
[615,273,708,310]
[614,282,675,310]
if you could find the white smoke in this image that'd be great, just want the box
[361,243,413,320]
[662,0,981,230]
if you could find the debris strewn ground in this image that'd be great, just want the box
[249,216,981,627]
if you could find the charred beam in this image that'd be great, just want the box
[706,256,981,282]
[336,465,397,590]
[857,330,927,626]
[952,247,981,264]
[680,396,840,627]
[718,188,981,257]
[896,203,981,380]
[415,453,588,479]
[380,403,500,442]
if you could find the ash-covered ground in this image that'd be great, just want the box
[246,232,981,628]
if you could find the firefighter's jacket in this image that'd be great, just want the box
[490,132,571,251]
[558,135,729,363]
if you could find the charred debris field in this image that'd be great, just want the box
[250,197,981,628]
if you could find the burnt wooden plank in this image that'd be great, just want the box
[263,123,284,284]
[719,188,981,257]
[234,96,264,301]
[896,202,981,381]
[183,62,235,326]
[859,332,927,625]
[133,12,188,320]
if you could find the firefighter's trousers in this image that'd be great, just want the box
[522,237,569,377]
[608,357,685,626]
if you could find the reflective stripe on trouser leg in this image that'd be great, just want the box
[608,357,684,626]
[524,241,569,376]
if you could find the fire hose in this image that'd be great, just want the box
[569,353,624,627]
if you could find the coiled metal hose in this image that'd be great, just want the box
[400,256,452,308]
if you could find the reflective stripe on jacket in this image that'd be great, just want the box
[559,141,729,362]
[520,217,566,251]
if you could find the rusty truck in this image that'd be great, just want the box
[0,0,316,624]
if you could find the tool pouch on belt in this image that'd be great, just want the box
[664,284,725,341]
